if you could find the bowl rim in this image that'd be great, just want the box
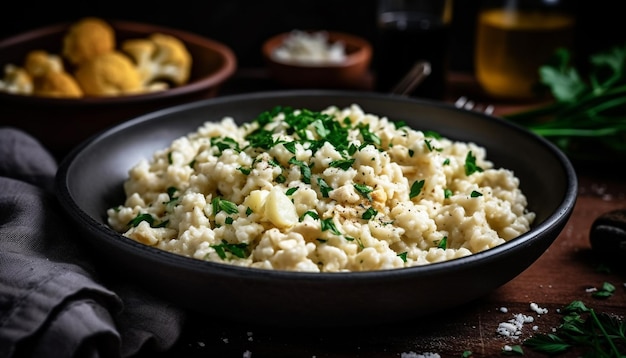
[261,30,372,69]
[0,19,237,105]
[56,89,579,281]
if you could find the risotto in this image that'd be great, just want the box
[106,104,535,272]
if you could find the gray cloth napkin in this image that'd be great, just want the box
[0,127,186,358]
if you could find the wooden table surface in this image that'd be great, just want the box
[148,71,626,358]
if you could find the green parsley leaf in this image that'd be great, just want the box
[283,141,297,154]
[212,197,239,216]
[354,183,373,200]
[288,157,312,184]
[464,151,483,176]
[300,210,319,221]
[317,178,332,198]
[329,158,355,170]
[410,179,425,199]
[210,240,248,259]
[128,213,155,227]
[321,218,341,235]
[362,207,378,220]
[435,236,447,249]
[591,282,616,298]
[357,123,381,146]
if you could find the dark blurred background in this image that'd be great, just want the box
[1,0,624,75]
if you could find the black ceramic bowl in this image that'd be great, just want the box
[55,90,577,327]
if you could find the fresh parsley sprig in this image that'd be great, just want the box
[523,300,626,357]
[504,44,626,160]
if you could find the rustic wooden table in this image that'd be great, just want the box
[150,71,626,358]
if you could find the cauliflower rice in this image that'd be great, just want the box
[106,104,535,272]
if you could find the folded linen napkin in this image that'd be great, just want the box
[0,127,186,358]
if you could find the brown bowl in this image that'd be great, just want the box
[262,30,372,90]
[0,19,237,159]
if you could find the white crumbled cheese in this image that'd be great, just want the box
[497,313,534,338]
[107,104,535,272]
[530,302,548,315]
[499,306,508,313]
[243,350,252,358]
[272,30,347,65]
[401,352,441,358]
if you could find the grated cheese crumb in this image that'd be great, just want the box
[530,302,548,315]
[400,352,441,358]
[497,313,534,338]
[243,350,252,358]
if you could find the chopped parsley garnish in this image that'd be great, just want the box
[591,282,616,298]
[288,157,312,184]
[245,129,277,150]
[444,188,453,199]
[423,130,442,139]
[329,158,355,170]
[321,218,341,235]
[212,197,239,216]
[362,207,378,220]
[211,136,240,153]
[357,123,381,146]
[317,178,332,197]
[523,300,626,357]
[128,213,168,228]
[465,151,483,176]
[410,179,425,199]
[285,187,298,196]
[397,252,408,262]
[354,183,373,200]
[210,240,248,259]
[435,236,448,249]
[393,120,407,129]
[283,141,297,154]
[471,190,483,198]
[300,210,319,221]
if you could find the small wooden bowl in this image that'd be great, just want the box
[262,31,372,90]
[0,19,237,158]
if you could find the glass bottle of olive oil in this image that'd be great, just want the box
[475,0,576,100]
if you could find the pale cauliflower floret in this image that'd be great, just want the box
[74,51,143,96]
[0,64,33,95]
[62,17,116,66]
[122,32,192,87]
